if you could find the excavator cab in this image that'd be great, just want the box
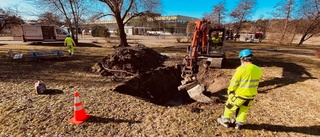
[198,28,226,68]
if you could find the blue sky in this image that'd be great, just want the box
[161,0,279,20]
[1,0,279,20]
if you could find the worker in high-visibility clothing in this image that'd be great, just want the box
[64,35,76,56]
[217,49,262,130]
[212,33,222,44]
[211,33,222,50]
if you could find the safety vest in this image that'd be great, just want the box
[212,37,222,43]
[64,37,75,46]
[228,64,262,98]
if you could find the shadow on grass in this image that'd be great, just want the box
[255,58,317,93]
[27,42,102,48]
[0,53,105,84]
[220,57,316,93]
[87,116,141,124]
[0,44,7,46]
[38,89,63,95]
[209,56,317,102]
[243,124,320,136]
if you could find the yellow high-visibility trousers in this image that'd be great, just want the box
[223,93,253,123]
[67,45,74,54]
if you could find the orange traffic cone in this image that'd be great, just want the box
[69,92,91,124]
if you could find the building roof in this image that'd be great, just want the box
[151,15,200,22]
[86,15,200,25]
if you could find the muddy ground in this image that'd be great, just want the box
[0,36,320,136]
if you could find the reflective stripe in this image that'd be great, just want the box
[74,105,83,111]
[239,84,259,88]
[231,78,239,83]
[232,79,260,83]
[74,96,80,103]
[73,96,83,111]
[240,79,259,82]
[229,83,236,87]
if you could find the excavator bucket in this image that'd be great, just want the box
[187,84,212,103]
[206,57,224,68]
[177,80,212,103]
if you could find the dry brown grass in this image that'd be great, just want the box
[0,36,320,136]
[315,48,320,58]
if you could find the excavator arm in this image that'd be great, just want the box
[181,19,209,78]
[179,19,213,103]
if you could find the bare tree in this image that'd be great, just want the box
[34,0,88,43]
[204,0,227,28]
[97,0,161,47]
[212,1,227,27]
[255,19,270,33]
[273,0,296,45]
[38,12,63,26]
[0,8,24,33]
[296,0,320,45]
[254,18,270,41]
[230,0,256,41]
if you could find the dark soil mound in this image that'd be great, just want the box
[91,44,229,106]
[114,67,190,106]
[91,44,167,76]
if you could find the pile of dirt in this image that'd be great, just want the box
[91,44,167,76]
[196,61,230,93]
[91,44,189,105]
[92,44,229,105]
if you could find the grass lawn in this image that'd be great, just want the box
[0,35,320,136]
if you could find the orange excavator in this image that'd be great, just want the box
[178,19,226,103]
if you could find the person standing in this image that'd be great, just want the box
[217,49,262,130]
[64,35,76,56]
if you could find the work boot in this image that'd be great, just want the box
[217,115,231,128]
[234,121,243,130]
[235,124,241,130]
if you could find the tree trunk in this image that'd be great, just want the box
[298,34,307,46]
[280,20,289,45]
[289,32,296,45]
[74,26,79,44]
[115,15,129,47]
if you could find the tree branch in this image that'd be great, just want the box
[122,0,134,22]
[99,62,139,77]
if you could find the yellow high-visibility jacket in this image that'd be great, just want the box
[228,64,262,98]
[212,37,222,43]
[64,37,75,46]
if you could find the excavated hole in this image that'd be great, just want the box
[113,66,194,106]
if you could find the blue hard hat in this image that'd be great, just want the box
[238,49,253,58]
